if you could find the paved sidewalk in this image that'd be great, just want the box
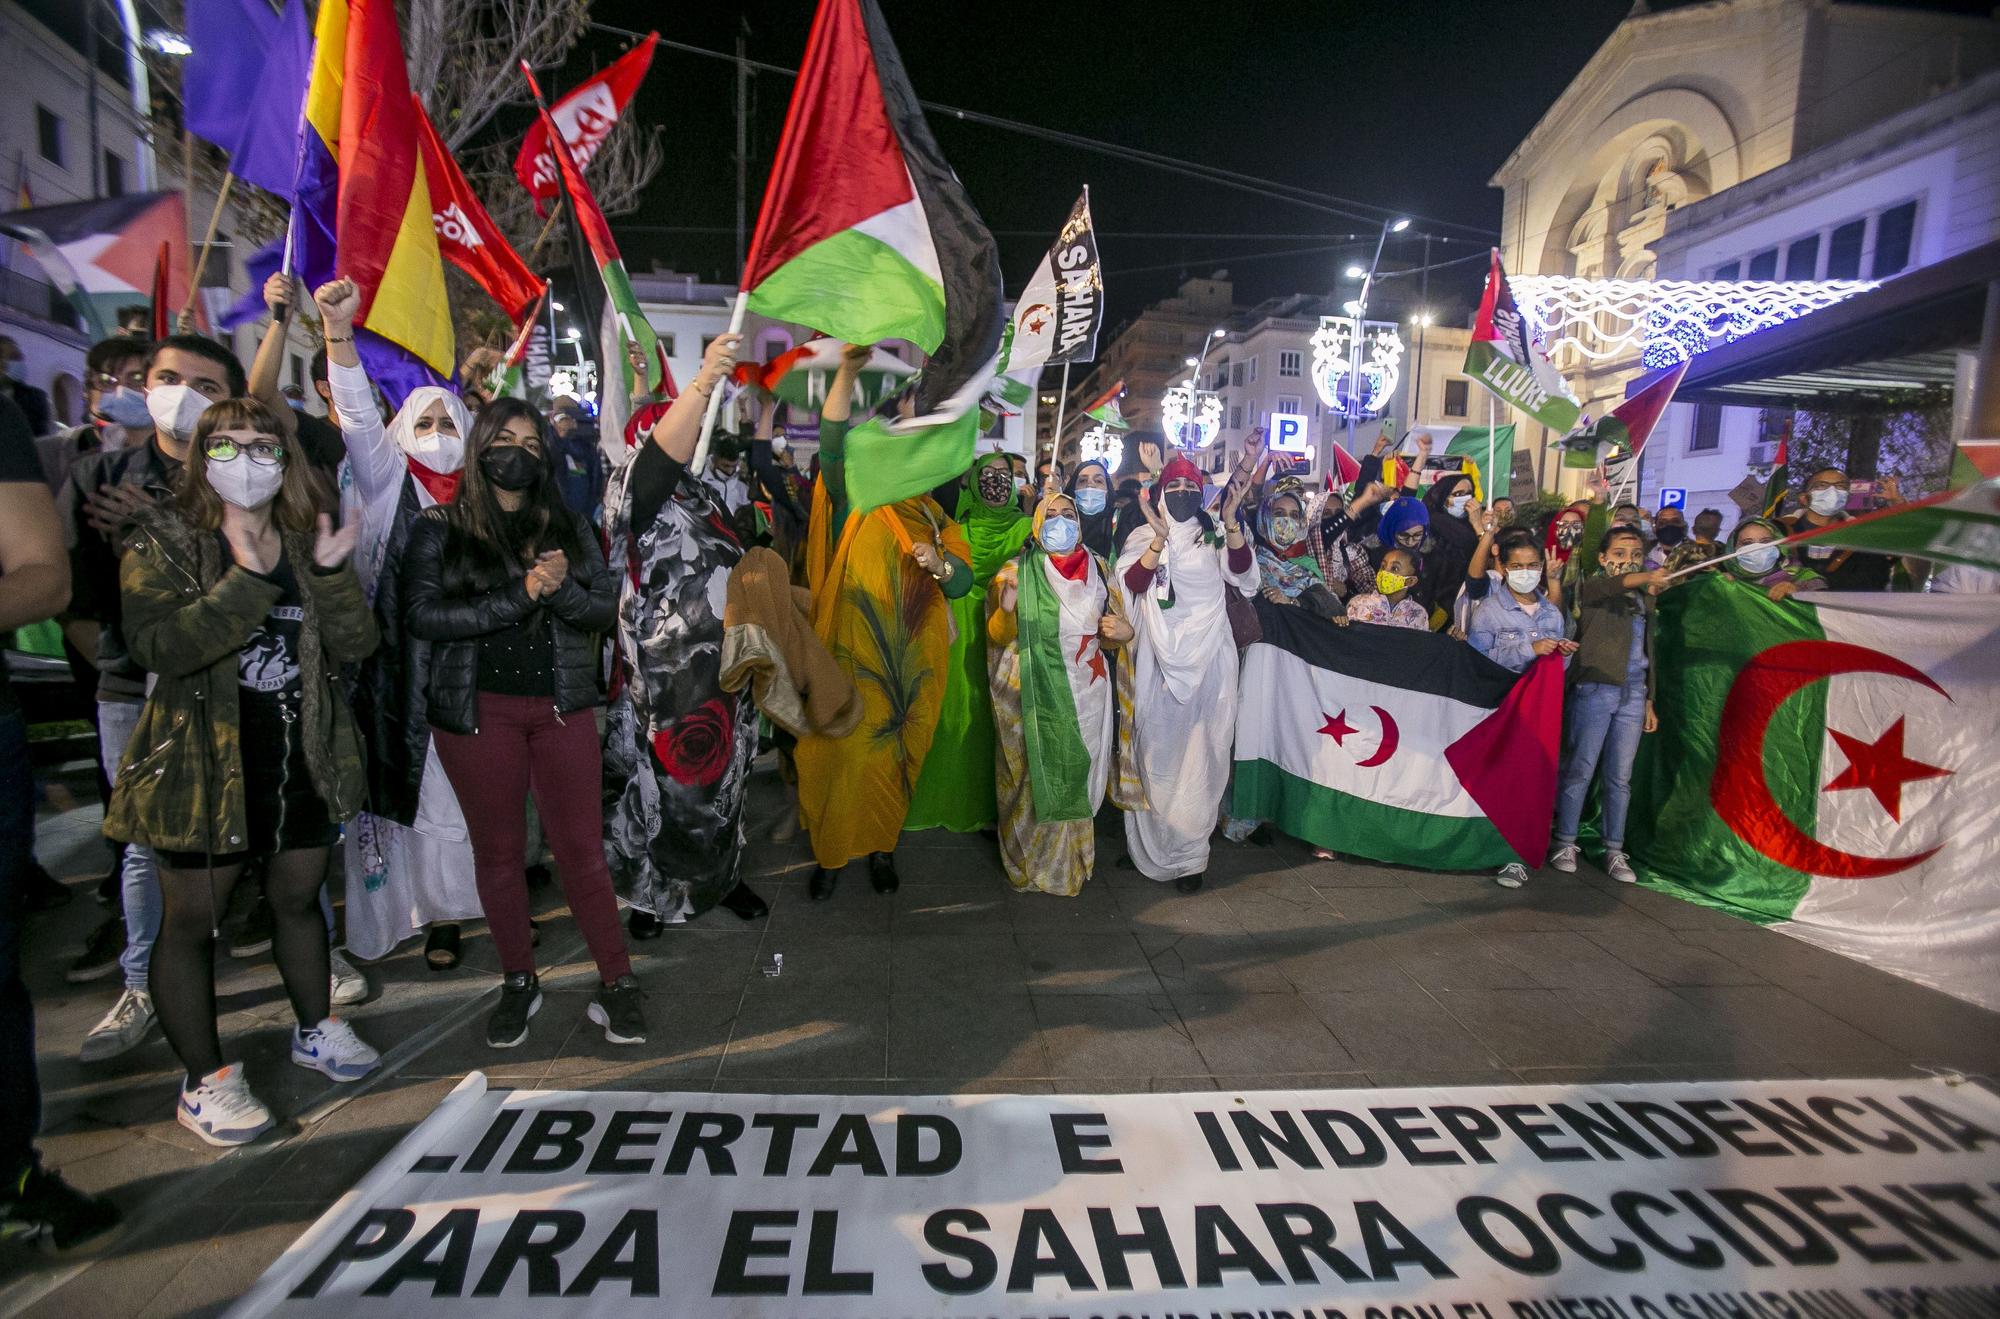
[6,764,1998,1316]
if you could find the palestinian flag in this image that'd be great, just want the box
[1233,604,1564,869]
[742,0,1002,514]
[1465,249,1579,433]
[1084,388,1130,431]
[1784,478,2000,572]
[1762,433,1791,516]
[1629,576,2000,1010]
[1599,358,1688,490]
[1327,440,1362,488]
[0,191,198,339]
[1407,424,1515,501]
[742,338,915,413]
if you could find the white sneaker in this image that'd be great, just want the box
[79,987,155,1062]
[292,1017,381,1083]
[328,949,367,1006]
[178,1064,274,1147]
[1549,843,1580,874]
[1496,863,1528,889]
[1606,851,1638,884]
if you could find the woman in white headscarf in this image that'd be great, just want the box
[1114,444,1261,892]
[313,278,484,966]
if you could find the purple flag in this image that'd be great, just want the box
[183,0,311,197]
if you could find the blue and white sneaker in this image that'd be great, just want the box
[178,1064,274,1147]
[291,1017,381,1083]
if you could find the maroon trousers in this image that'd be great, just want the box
[432,693,631,983]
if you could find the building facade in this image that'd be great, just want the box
[1490,0,2000,493]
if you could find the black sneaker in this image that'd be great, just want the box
[718,883,768,921]
[65,915,125,984]
[23,861,73,912]
[627,909,663,940]
[587,974,648,1045]
[0,1160,120,1251]
[229,895,274,959]
[867,851,900,895]
[486,972,541,1049]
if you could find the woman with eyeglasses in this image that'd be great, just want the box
[312,279,485,973]
[104,399,381,1146]
[400,400,641,1050]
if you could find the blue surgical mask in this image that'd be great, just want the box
[1075,487,1107,516]
[95,385,152,428]
[1039,515,1081,555]
[1738,544,1780,576]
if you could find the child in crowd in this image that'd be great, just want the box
[1547,527,1667,888]
[1342,547,1429,630]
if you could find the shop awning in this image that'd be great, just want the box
[1673,240,2000,411]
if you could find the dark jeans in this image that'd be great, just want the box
[1,712,41,1181]
[432,694,630,983]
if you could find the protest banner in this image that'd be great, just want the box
[229,1074,2000,1317]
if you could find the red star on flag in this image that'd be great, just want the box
[1074,633,1106,683]
[1319,709,1357,744]
[1027,314,1048,333]
[1823,716,1952,821]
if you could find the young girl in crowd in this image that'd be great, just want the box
[107,399,381,1145]
[986,488,1135,896]
[603,335,768,940]
[1117,446,1261,892]
[1343,546,1430,630]
[1546,526,1667,888]
[400,400,641,1049]
[312,280,484,971]
[1466,528,1576,888]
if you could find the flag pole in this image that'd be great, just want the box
[1048,362,1072,465]
[179,170,236,330]
[692,291,748,473]
[1486,394,1496,504]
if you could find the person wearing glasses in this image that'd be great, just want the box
[1779,468,1905,591]
[104,398,382,1146]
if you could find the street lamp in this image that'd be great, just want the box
[1161,327,1227,455]
[1334,217,1412,469]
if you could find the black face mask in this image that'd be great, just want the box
[1163,489,1202,523]
[481,444,543,491]
[1654,524,1688,547]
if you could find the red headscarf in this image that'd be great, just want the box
[1155,453,1203,495]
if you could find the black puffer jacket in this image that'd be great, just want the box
[400,507,614,734]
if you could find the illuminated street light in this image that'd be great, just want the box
[147,30,191,55]
[1344,265,1366,280]
[1390,217,1412,232]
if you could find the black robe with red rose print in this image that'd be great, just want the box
[603,444,759,920]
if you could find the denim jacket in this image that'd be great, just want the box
[1467,578,1567,674]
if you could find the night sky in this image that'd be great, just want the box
[571,0,1986,331]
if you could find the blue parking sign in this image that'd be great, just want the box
[1658,487,1686,511]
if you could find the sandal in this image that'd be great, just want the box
[424,923,462,971]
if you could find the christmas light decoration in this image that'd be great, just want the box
[1078,423,1124,471]
[1511,276,1878,370]
[1160,380,1222,449]
[1311,318,1403,418]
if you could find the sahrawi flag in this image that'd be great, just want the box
[1630,577,2000,1011]
[1234,605,1565,869]
[1465,248,1579,433]
[1003,188,1103,373]
[741,0,1003,515]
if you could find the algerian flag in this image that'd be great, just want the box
[1785,478,2000,573]
[1465,248,1579,433]
[1630,577,2000,1009]
[740,0,1001,465]
[1003,188,1103,374]
[1407,424,1514,502]
[1233,605,1565,869]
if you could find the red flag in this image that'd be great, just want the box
[1609,358,1689,457]
[149,240,171,339]
[413,96,543,321]
[512,35,657,217]
[521,66,620,273]
[1327,440,1363,487]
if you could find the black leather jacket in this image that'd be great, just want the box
[400,507,614,735]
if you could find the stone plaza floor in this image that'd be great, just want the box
[5,764,1999,1316]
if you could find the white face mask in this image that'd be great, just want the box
[206,452,286,510]
[1505,567,1542,595]
[1448,493,1472,518]
[147,384,212,443]
[1737,543,1780,575]
[400,417,465,472]
[1808,487,1846,516]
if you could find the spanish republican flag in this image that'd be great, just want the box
[742,0,1001,439]
[291,0,454,406]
